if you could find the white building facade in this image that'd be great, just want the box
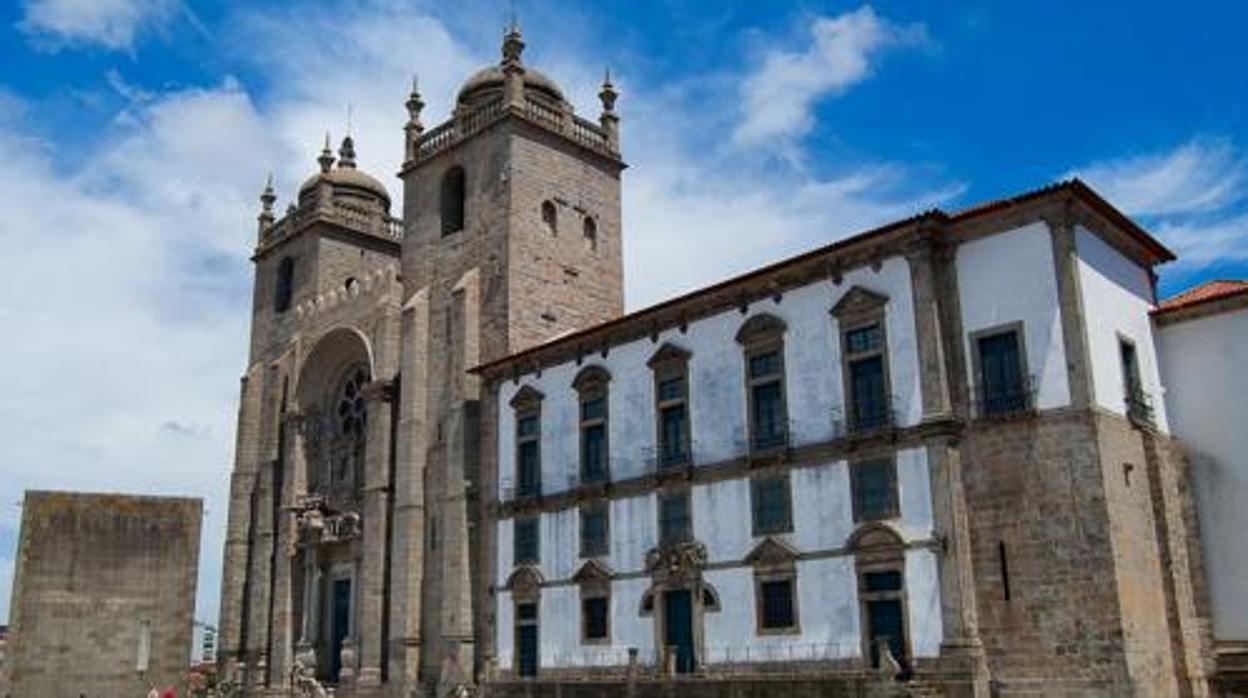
[474,182,1212,695]
[1155,281,1248,693]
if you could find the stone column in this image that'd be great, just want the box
[1047,205,1095,408]
[219,369,265,666]
[266,414,304,689]
[357,375,397,688]
[245,464,275,679]
[387,288,431,691]
[927,441,988,694]
[906,233,954,420]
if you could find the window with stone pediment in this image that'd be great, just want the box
[736,314,789,452]
[574,366,611,485]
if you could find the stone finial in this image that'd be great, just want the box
[599,69,620,152]
[257,174,276,235]
[599,68,618,113]
[501,22,525,66]
[260,174,276,213]
[338,135,357,169]
[405,74,425,128]
[318,133,335,173]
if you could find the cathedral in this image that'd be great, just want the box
[219,23,1244,698]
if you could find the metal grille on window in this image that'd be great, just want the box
[583,596,609,640]
[760,579,795,629]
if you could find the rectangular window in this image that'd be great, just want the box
[759,579,796,630]
[582,596,609,641]
[843,320,890,433]
[516,413,541,498]
[656,373,690,468]
[852,459,899,522]
[658,491,692,546]
[747,349,787,451]
[580,395,608,484]
[1119,337,1152,424]
[751,474,793,535]
[976,329,1027,416]
[580,504,609,558]
[514,517,539,565]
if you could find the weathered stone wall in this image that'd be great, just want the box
[6,491,202,698]
[505,121,624,352]
[960,412,1135,695]
[1094,413,1179,696]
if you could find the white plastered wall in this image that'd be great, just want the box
[956,221,1071,410]
[1075,226,1169,431]
[492,256,938,668]
[1157,307,1248,640]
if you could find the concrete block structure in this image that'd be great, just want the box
[4,491,202,698]
[219,21,1234,698]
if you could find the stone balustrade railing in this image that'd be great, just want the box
[412,96,617,165]
[258,201,403,252]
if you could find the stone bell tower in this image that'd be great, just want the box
[386,22,625,694]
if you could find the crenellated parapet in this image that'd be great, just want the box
[291,263,401,324]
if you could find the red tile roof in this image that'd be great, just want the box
[1156,279,1248,313]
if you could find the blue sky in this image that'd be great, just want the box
[0,0,1246,626]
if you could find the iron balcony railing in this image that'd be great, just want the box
[972,374,1037,420]
[732,422,794,458]
[643,442,696,474]
[1126,388,1155,427]
[831,395,899,438]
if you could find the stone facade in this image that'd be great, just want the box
[5,491,202,698]
[218,26,623,698]
[219,22,1223,698]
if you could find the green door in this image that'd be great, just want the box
[330,578,351,681]
[664,589,695,673]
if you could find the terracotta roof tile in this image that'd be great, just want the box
[1156,279,1248,313]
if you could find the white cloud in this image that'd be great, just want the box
[1155,214,1248,267]
[18,0,181,51]
[0,79,281,624]
[1069,138,1246,217]
[733,6,930,150]
[0,2,959,626]
[1068,137,1248,274]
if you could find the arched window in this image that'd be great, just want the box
[583,216,598,250]
[541,200,558,236]
[441,166,466,236]
[274,256,295,313]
